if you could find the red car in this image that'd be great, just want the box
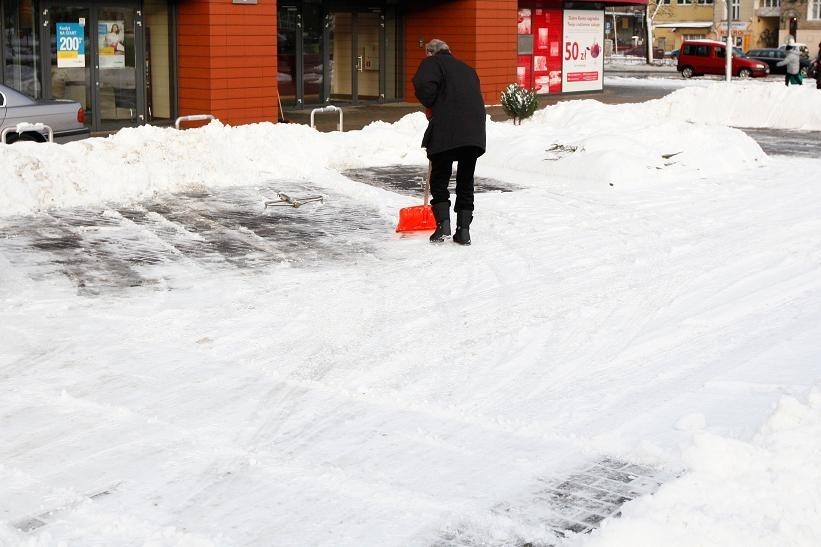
[677,39,769,79]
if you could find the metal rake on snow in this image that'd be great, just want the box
[264,192,325,209]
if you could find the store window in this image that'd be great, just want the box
[2,0,40,97]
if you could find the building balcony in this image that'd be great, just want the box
[755,7,780,18]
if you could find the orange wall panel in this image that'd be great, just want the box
[404,0,517,106]
[177,0,279,125]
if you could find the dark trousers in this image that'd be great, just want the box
[429,146,481,212]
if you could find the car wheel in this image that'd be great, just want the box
[738,68,751,79]
[5,132,44,144]
[681,66,693,79]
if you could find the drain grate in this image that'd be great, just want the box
[11,482,121,533]
[434,457,674,547]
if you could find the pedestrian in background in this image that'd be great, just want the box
[412,39,486,245]
[777,43,802,86]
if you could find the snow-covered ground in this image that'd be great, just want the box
[1,80,820,546]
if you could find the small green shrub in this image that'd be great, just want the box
[500,83,538,125]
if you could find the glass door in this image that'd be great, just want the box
[42,1,144,131]
[95,4,142,129]
[42,4,91,127]
[325,10,383,104]
[277,4,298,105]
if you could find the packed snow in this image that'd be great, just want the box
[1,79,820,546]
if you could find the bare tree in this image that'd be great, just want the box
[645,1,674,63]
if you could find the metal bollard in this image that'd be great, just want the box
[174,114,216,130]
[1,122,54,144]
[309,105,344,132]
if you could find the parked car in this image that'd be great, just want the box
[677,39,769,79]
[666,46,747,59]
[0,83,89,144]
[778,42,810,58]
[745,48,814,78]
[668,46,743,59]
[619,44,665,59]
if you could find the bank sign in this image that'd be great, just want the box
[57,23,85,68]
[562,10,604,93]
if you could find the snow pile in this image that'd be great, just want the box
[1,80,820,546]
[3,80,817,215]
[651,80,821,130]
[488,98,764,189]
[574,388,821,547]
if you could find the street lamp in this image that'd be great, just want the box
[724,0,732,81]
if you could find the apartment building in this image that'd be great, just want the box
[648,0,821,54]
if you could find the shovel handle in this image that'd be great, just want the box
[423,160,431,206]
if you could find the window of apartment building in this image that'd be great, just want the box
[683,33,707,40]
[762,0,779,7]
[811,0,821,20]
[697,0,713,4]
[657,0,670,4]
[731,0,740,19]
[676,0,692,5]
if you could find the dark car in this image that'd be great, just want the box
[745,48,814,77]
[0,83,89,144]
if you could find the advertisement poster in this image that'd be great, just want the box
[516,55,531,88]
[561,10,604,93]
[57,23,85,68]
[531,9,563,95]
[517,9,531,35]
[99,20,125,68]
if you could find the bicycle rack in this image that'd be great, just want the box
[1,122,54,144]
[174,114,216,129]
[264,192,325,209]
[310,105,344,131]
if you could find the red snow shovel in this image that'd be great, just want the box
[396,161,436,232]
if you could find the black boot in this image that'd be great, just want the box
[429,202,451,243]
[453,211,472,246]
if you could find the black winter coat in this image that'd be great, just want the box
[412,51,486,157]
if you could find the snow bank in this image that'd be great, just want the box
[1,80,814,216]
[572,388,821,547]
